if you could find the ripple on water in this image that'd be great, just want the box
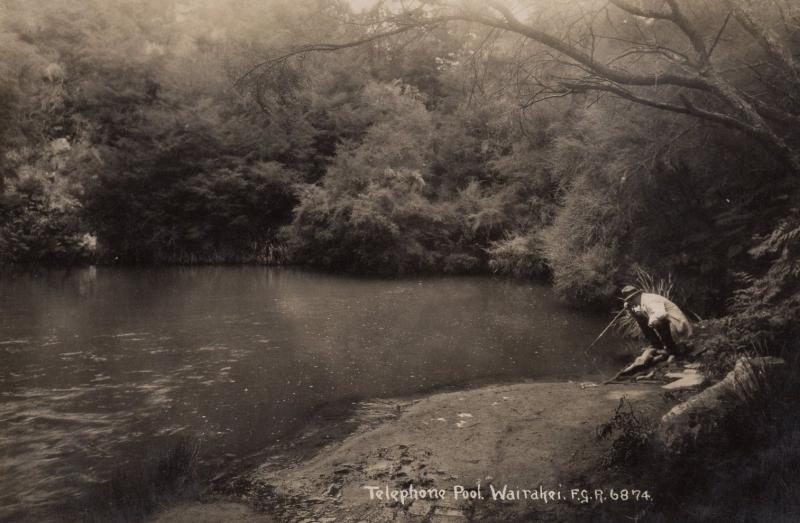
[0,379,182,518]
[0,339,29,345]
[0,267,622,522]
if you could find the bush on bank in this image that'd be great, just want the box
[0,176,91,264]
[1,0,797,324]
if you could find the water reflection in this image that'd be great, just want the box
[0,267,620,521]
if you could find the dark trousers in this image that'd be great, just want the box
[631,313,676,353]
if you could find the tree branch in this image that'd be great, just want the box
[708,11,733,59]
[663,0,711,64]
[241,1,800,172]
[236,22,433,86]
[608,0,672,21]
[483,1,711,91]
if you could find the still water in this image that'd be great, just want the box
[0,266,621,520]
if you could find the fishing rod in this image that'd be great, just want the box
[583,308,627,354]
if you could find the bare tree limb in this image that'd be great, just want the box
[236,22,434,87]
[708,10,733,59]
[608,0,672,21]
[240,0,800,172]
[484,1,711,90]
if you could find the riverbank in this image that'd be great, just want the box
[151,380,667,523]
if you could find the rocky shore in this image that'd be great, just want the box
[145,347,793,523]
[151,381,669,523]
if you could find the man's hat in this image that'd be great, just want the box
[621,285,640,299]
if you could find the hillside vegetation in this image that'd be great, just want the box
[1,0,798,329]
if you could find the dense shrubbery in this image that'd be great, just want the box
[287,171,450,273]
[282,83,536,274]
[0,177,90,264]
[0,0,798,332]
[487,232,549,278]
[696,212,800,357]
[0,0,326,265]
[541,172,623,306]
[84,160,298,263]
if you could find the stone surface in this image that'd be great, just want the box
[407,500,434,517]
[237,382,661,523]
[662,368,706,390]
[151,502,268,523]
[434,507,466,518]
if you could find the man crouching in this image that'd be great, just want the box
[621,285,693,355]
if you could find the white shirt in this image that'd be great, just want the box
[633,293,693,338]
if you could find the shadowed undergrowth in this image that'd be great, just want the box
[594,357,800,522]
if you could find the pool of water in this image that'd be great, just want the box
[0,266,621,521]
